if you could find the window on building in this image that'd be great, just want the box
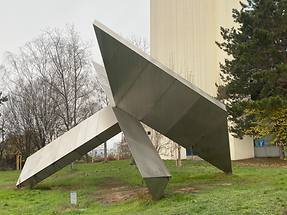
[254,138,265,146]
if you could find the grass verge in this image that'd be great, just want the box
[0,159,287,214]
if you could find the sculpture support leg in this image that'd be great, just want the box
[17,106,121,187]
[112,107,171,200]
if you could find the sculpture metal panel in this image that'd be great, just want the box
[16,106,121,187]
[113,107,171,200]
[17,19,232,201]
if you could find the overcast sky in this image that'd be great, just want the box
[0,0,150,149]
[0,0,150,64]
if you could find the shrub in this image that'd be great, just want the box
[107,156,115,161]
[94,157,104,162]
[119,157,129,160]
[92,156,116,163]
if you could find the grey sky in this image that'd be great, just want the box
[0,0,150,64]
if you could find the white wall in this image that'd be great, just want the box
[151,0,242,95]
[229,135,254,160]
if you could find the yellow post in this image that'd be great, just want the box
[16,154,19,170]
[16,154,22,170]
[20,155,22,170]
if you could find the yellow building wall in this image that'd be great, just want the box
[150,0,254,160]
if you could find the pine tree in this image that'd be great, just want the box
[217,0,287,159]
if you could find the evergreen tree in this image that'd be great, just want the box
[217,0,287,158]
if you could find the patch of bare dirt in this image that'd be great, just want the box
[173,182,233,194]
[219,183,232,186]
[101,182,128,189]
[98,188,150,204]
[173,187,199,194]
[233,158,287,168]
[86,182,151,205]
[0,184,14,190]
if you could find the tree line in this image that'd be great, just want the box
[0,25,105,169]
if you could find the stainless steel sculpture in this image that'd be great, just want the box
[16,19,231,200]
[93,20,232,174]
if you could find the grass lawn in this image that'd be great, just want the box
[0,158,287,214]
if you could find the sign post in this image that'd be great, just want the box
[70,191,77,205]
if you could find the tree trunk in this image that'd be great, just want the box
[91,149,95,163]
[279,145,285,160]
[104,142,107,161]
[85,153,90,163]
[71,162,74,170]
[190,146,193,161]
[178,144,181,167]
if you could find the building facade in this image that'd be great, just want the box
[150,0,254,160]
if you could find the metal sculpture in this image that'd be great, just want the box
[93,20,231,174]
[16,20,232,200]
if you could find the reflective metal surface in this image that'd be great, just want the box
[93,20,232,173]
[113,107,170,200]
[16,106,121,187]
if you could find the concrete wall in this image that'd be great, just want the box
[255,146,287,157]
[150,0,254,160]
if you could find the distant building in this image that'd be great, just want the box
[254,135,287,158]
[91,143,116,158]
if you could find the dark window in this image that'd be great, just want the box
[254,138,265,146]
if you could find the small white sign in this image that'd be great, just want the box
[70,191,77,205]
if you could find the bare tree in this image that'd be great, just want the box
[118,133,132,159]
[127,33,150,54]
[0,93,8,163]
[144,125,176,158]
[0,25,103,168]
[38,25,101,130]
[1,40,63,148]
[38,25,102,169]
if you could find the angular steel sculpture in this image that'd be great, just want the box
[93,20,232,173]
[17,19,231,201]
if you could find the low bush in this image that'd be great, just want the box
[119,157,130,160]
[92,156,116,162]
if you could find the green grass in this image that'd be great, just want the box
[0,159,287,214]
